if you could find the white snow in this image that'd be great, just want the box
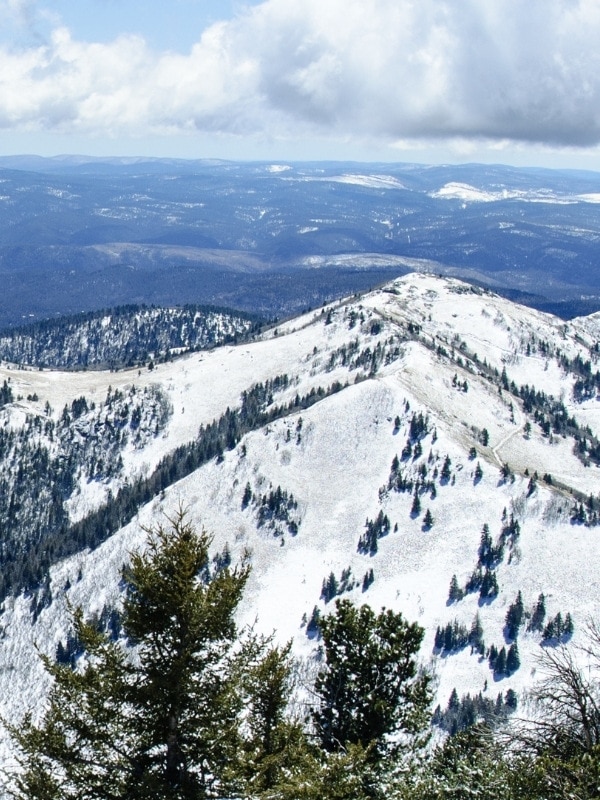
[284,174,406,190]
[0,273,599,776]
[432,183,600,205]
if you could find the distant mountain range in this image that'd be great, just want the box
[0,157,599,327]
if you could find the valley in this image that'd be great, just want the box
[1,159,600,327]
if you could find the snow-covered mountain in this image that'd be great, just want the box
[0,272,599,767]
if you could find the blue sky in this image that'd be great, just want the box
[1,0,600,169]
[35,1,256,50]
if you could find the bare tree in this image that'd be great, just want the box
[508,623,600,799]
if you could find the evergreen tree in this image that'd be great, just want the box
[312,599,431,762]
[306,605,322,638]
[237,642,308,796]
[506,642,521,675]
[505,591,525,640]
[411,490,422,517]
[321,571,339,603]
[448,574,463,603]
[494,647,507,675]
[8,510,265,799]
[479,568,499,600]
[440,455,452,482]
[528,593,546,633]
[477,523,493,568]
[241,481,253,509]
[563,612,575,637]
[362,568,375,592]
[469,613,484,650]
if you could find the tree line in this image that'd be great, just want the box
[7,377,346,599]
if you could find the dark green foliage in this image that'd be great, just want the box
[474,461,483,482]
[325,335,402,375]
[409,411,430,442]
[506,642,521,675]
[0,375,346,600]
[256,485,299,537]
[0,383,172,598]
[434,614,484,656]
[448,574,463,603]
[466,566,484,594]
[312,599,431,760]
[54,630,84,669]
[241,481,253,509]
[505,688,518,709]
[487,641,520,677]
[433,689,517,735]
[500,514,521,551]
[469,613,484,651]
[321,572,339,603]
[493,646,507,675]
[357,511,391,555]
[212,543,232,573]
[440,455,452,482]
[518,377,600,468]
[477,523,503,569]
[423,508,434,529]
[362,568,375,592]
[0,304,260,369]
[306,605,321,638]
[410,491,421,516]
[0,379,13,407]
[8,511,258,799]
[527,593,546,633]
[479,569,499,601]
[434,620,470,654]
[505,591,525,640]
[500,462,513,482]
[237,642,308,796]
[320,567,356,601]
[542,611,574,643]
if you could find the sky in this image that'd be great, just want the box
[1,0,600,169]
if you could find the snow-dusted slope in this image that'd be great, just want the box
[0,272,599,766]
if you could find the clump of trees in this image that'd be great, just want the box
[8,511,600,799]
[7,511,432,800]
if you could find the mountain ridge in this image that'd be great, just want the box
[0,272,597,771]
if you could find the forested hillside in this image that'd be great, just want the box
[0,304,262,369]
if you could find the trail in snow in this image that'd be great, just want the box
[492,400,523,467]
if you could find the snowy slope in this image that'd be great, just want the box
[0,272,599,771]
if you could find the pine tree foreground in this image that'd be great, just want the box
[6,510,600,799]
[5,512,435,800]
[6,511,293,799]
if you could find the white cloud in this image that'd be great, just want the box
[1,0,600,149]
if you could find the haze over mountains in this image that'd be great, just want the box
[1,158,600,328]
[0,272,598,766]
